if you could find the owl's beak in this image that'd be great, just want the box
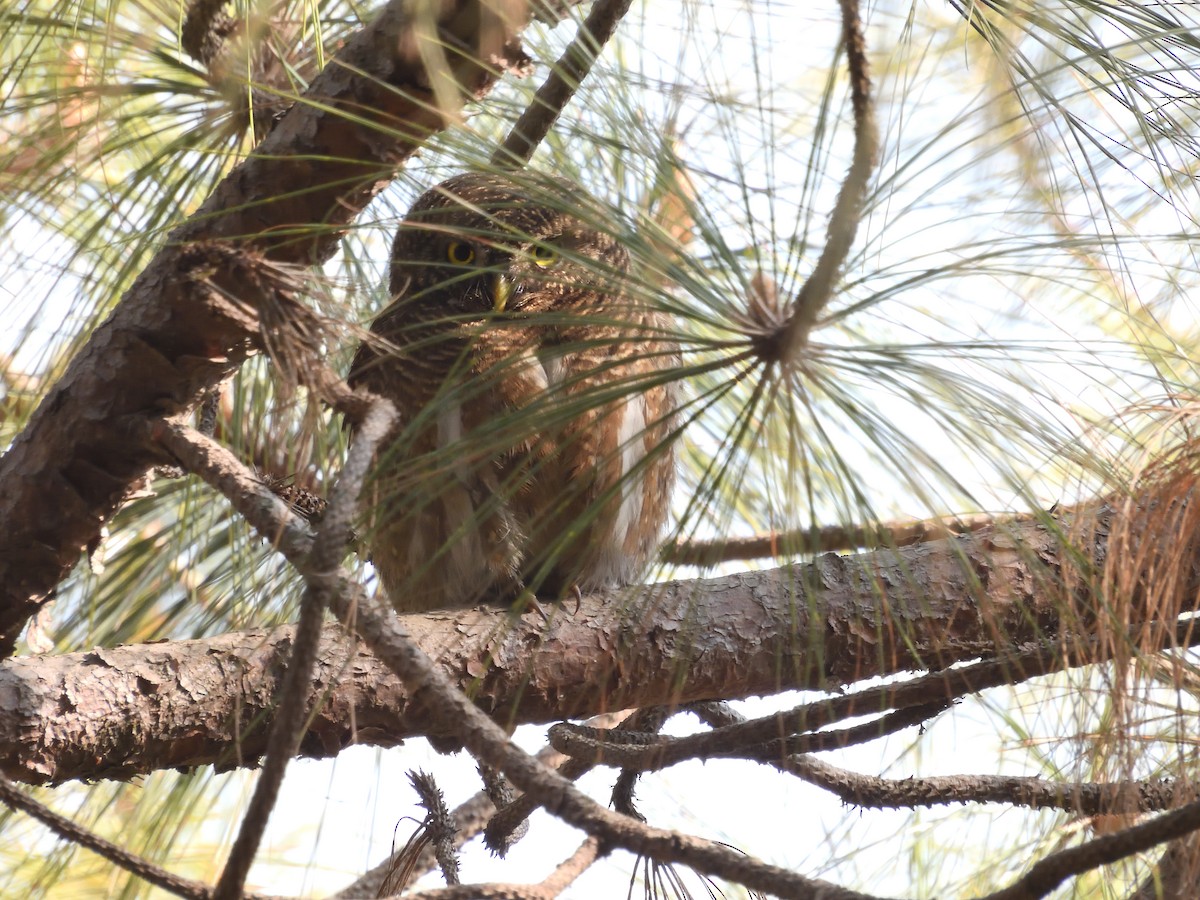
[491,274,512,312]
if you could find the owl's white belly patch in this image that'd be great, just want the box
[433,402,487,592]
[577,392,646,587]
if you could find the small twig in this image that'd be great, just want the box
[761,0,878,365]
[212,396,396,900]
[661,511,1001,565]
[550,622,1200,775]
[542,835,605,893]
[492,0,633,169]
[335,714,628,899]
[480,763,528,855]
[609,710,673,823]
[153,420,317,562]
[981,797,1200,900]
[549,702,945,771]
[691,702,1191,818]
[780,754,1191,818]
[396,837,604,900]
[0,774,281,900]
[484,707,663,855]
[411,770,462,886]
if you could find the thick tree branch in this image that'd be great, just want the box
[0,501,1183,787]
[0,0,534,654]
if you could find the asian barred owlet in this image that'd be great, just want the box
[349,172,676,613]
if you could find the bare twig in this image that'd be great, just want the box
[411,770,462,886]
[152,421,317,563]
[480,763,529,856]
[556,700,948,770]
[610,707,673,822]
[484,707,662,854]
[212,397,395,900]
[692,703,1192,819]
[981,797,1200,900]
[542,835,605,893]
[393,836,602,899]
[0,775,278,900]
[334,714,628,899]
[780,754,1192,818]
[549,622,1200,774]
[492,0,633,168]
[661,512,1001,564]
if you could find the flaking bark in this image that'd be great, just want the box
[0,510,1115,785]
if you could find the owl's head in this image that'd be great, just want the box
[389,172,630,320]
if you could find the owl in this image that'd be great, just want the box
[349,172,676,613]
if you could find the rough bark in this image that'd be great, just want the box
[0,510,1123,786]
[0,0,532,654]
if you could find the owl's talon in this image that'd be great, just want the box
[509,588,551,622]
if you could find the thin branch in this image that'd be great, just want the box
[661,511,1000,564]
[414,770,463,886]
[394,836,601,899]
[492,0,633,168]
[152,421,317,564]
[981,798,1200,900]
[212,397,397,900]
[553,700,948,768]
[779,754,1192,817]
[485,707,660,854]
[0,775,278,900]
[543,835,605,894]
[332,714,628,899]
[547,622,1200,774]
[479,762,528,856]
[692,702,1193,819]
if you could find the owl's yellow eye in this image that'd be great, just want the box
[446,242,475,265]
[531,245,559,268]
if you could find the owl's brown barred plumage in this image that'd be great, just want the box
[349,172,677,612]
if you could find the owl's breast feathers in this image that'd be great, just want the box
[349,173,677,612]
